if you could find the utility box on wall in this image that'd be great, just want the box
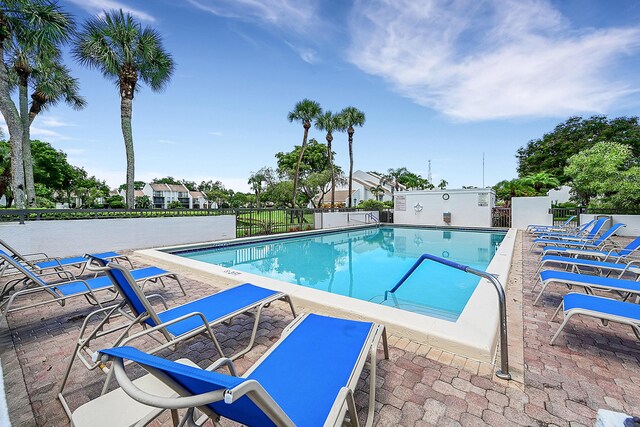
[393,189,495,227]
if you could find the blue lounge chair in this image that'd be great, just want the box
[531,218,594,238]
[530,218,607,246]
[0,250,184,317]
[549,293,640,345]
[536,255,640,276]
[534,269,640,305]
[0,239,133,277]
[530,222,624,253]
[0,237,132,277]
[91,258,296,360]
[541,235,640,261]
[98,313,389,427]
[527,215,577,234]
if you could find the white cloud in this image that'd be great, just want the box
[348,0,640,120]
[208,131,223,136]
[65,0,156,22]
[30,127,73,140]
[285,42,318,64]
[38,116,75,128]
[186,0,317,35]
[158,139,177,145]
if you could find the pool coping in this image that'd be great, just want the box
[136,225,517,363]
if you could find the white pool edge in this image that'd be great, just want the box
[136,226,517,363]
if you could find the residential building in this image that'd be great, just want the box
[142,183,191,209]
[318,170,404,207]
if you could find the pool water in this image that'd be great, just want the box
[176,227,505,321]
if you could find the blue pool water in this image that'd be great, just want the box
[175,227,505,321]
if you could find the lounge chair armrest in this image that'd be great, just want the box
[19,252,51,261]
[36,269,77,281]
[120,311,215,348]
[204,357,238,376]
[146,293,168,309]
[86,263,113,274]
[108,357,228,410]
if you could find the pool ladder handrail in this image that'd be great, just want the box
[386,253,512,380]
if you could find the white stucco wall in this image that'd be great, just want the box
[546,185,572,204]
[314,211,379,229]
[393,189,494,227]
[0,215,236,257]
[580,214,640,237]
[511,196,552,230]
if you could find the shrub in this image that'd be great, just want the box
[107,195,126,209]
[168,200,184,209]
[357,199,385,211]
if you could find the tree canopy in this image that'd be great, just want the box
[517,115,640,183]
[564,141,640,209]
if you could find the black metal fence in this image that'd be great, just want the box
[0,207,378,238]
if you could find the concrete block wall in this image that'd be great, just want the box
[0,215,236,257]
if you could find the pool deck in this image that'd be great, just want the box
[2,230,640,426]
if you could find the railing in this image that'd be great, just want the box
[385,253,511,380]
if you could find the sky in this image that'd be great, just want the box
[5,0,640,192]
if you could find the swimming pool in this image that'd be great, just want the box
[173,226,505,321]
[139,225,516,360]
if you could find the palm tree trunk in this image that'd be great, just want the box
[348,128,354,208]
[0,46,26,209]
[19,77,36,207]
[291,123,310,209]
[327,133,335,208]
[120,95,135,209]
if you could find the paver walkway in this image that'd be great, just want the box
[2,230,639,426]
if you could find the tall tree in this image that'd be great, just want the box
[0,0,73,208]
[287,99,322,208]
[248,167,274,209]
[339,106,365,208]
[73,9,174,208]
[22,59,85,206]
[517,115,640,183]
[315,111,342,208]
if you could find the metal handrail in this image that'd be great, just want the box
[386,253,512,380]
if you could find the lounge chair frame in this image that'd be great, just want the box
[550,293,640,345]
[101,313,389,427]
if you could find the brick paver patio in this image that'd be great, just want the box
[2,230,639,426]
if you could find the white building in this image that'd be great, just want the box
[142,183,191,209]
[320,170,403,207]
[394,188,496,227]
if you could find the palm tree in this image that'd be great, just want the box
[287,99,322,208]
[0,0,73,209]
[386,167,408,191]
[314,111,341,208]
[73,10,174,208]
[521,172,560,194]
[29,61,86,125]
[438,179,448,190]
[339,106,365,208]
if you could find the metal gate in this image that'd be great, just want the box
[492,207,511,228]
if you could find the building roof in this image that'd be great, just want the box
[149,183,189,193]
[189,191,207,199]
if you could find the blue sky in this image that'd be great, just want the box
[7,0,640,191]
